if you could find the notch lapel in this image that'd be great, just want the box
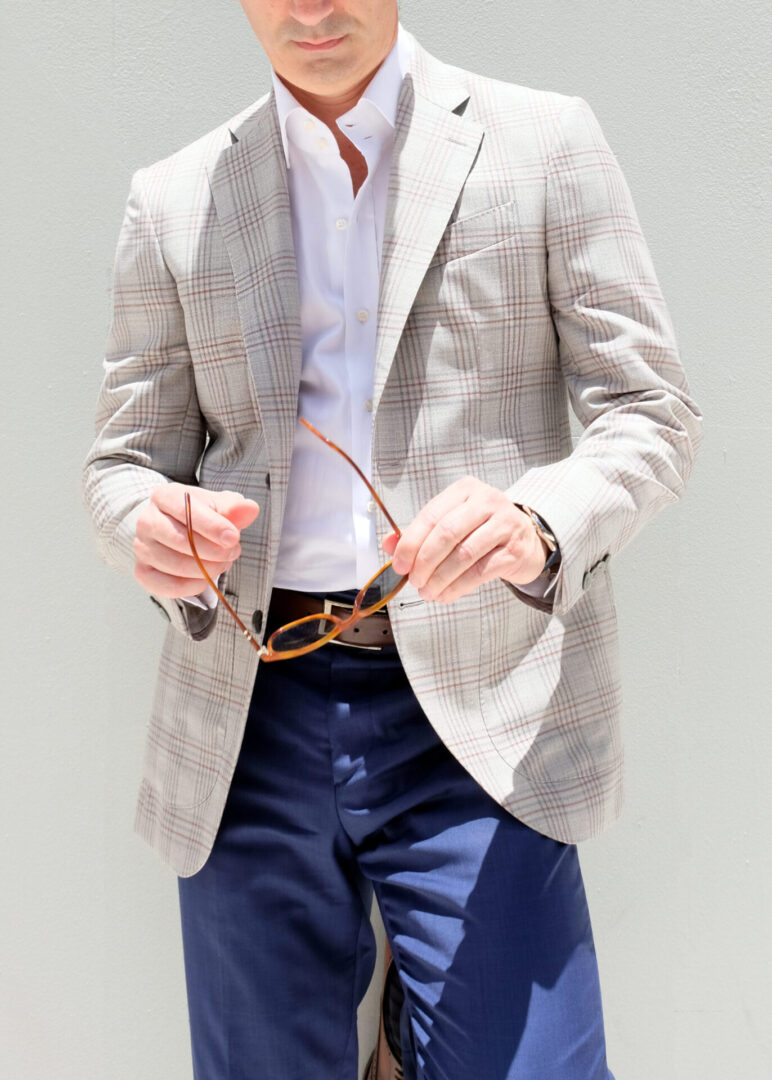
[373,50,483,414]
[205,98,301,552]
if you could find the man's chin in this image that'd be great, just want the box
[283,60,362,95]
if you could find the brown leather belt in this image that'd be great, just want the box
[267,588,395,650]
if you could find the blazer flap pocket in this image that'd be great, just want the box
[430,201,520,267]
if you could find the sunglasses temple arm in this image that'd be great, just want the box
[183,494,263,651]
[298,418,401,536]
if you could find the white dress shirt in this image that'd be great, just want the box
[271,24,414,590]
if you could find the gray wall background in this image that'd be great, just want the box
[2,1,770,1076]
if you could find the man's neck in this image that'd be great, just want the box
[274,71,373,127]
[274,26,397,128]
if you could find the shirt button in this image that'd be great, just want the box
[335,218,347,230]
[367,500,377,514]
[356,308,370,323]
[317,136,329,150]
[303,118,315,132]
[364,398,373,412]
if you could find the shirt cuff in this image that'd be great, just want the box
[180,584,219,610]
[512,570,559,600]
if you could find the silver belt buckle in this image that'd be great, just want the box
[323,597,383,651]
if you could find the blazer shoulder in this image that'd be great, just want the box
[425,49,586,152]
[432,58,590,167]
[463,66,579,126]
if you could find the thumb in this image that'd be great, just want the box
[211,492,260,532]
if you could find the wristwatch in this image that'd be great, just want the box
[516,504,562,577]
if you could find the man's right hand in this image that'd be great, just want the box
[134,483,260,599]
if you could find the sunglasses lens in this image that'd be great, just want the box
[358,562,405,616]
[269,615,337,654]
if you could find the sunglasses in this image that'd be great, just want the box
[184,417,408,660]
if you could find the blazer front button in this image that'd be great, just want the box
[264,473,271,489]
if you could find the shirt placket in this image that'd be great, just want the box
[282,103,388,588]
[342,126,383,586]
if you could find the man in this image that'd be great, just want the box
[83,1,702,1077]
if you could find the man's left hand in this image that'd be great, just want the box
[382,477,549,604]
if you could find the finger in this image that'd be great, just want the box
[139,501,242,562]
[426,508,547,600]
[134,561,224,600]
[134,535,234,581]
[432,524,550,603]
[409,493,499,590]
[432,545,516,604]
[151,485,241,546]
[418,515,509,600]
[391,477,476,575]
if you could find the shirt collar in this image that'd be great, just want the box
[271,21,414,168]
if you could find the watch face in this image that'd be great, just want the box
[531,513,553,544]
[518,504,559,564]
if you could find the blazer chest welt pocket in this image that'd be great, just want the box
[429,201,521,268]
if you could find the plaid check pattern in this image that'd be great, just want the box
[83,35,702,876]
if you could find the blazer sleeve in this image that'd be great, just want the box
[82,167,219,640]
[504,95,703,617]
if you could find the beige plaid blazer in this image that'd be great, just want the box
[84,35,701,877]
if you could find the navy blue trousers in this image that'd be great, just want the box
[177,593,615,1080]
